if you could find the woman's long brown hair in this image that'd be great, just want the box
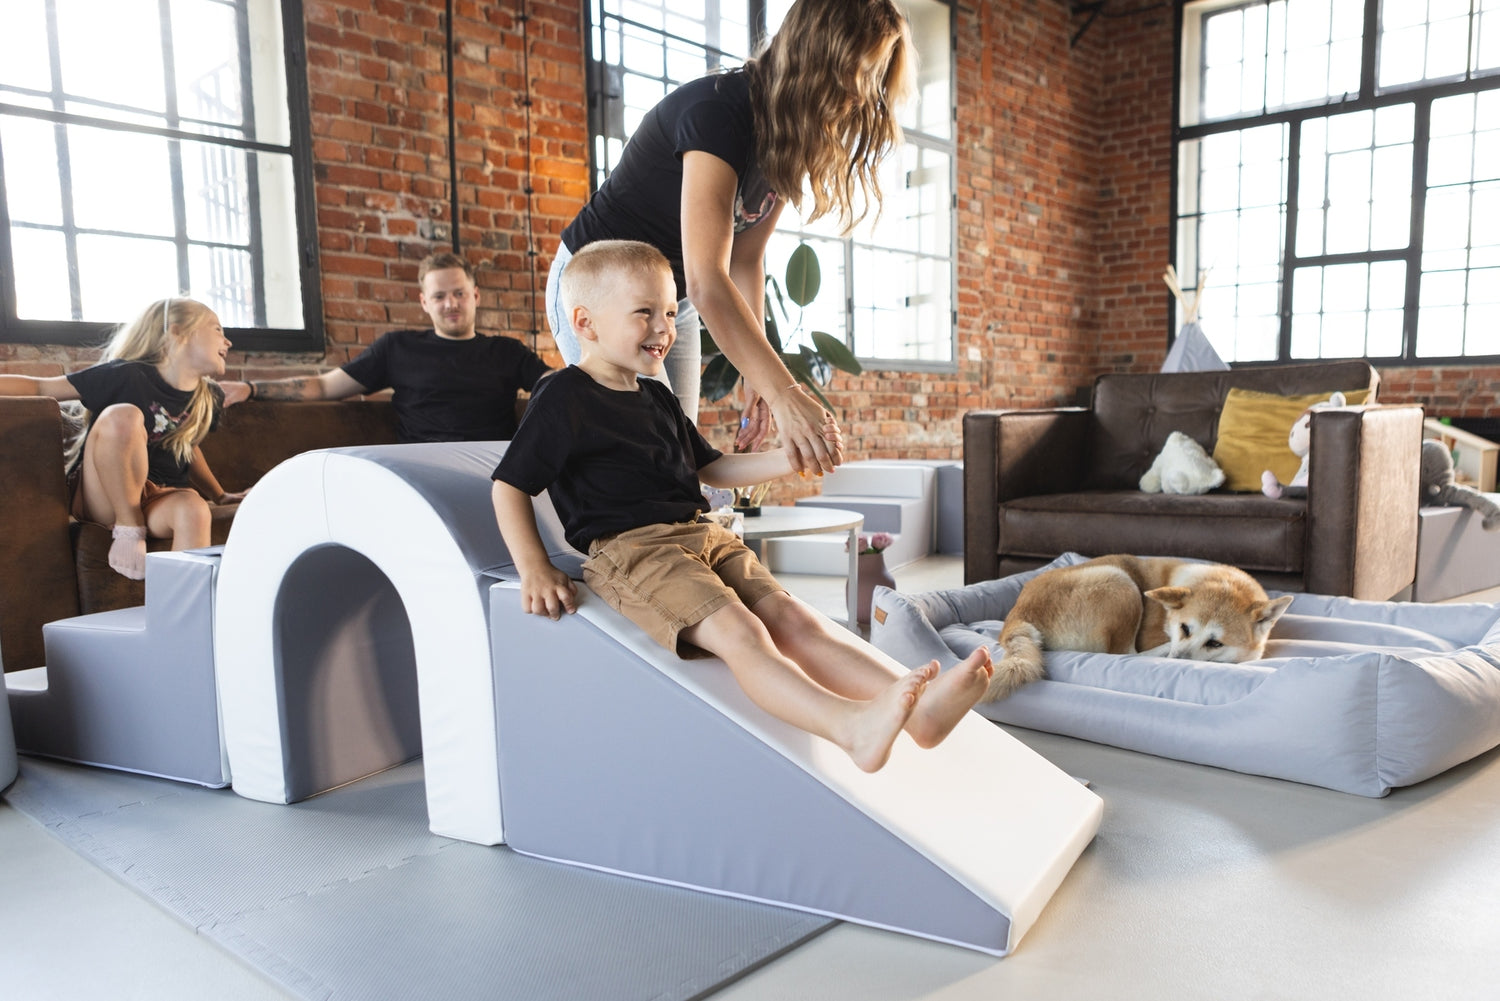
[743,0,915,232]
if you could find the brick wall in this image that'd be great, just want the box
[4,0,1494,457]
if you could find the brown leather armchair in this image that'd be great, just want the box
[962,361,1424,600]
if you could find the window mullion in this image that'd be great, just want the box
[1403,96,1432,363]
[44,0,83,320]
[1279,120,1300,360]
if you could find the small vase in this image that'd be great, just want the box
[853,551,896,625]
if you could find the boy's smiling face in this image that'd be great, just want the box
[574,266,678,390]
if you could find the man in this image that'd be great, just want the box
[223,252,552,442]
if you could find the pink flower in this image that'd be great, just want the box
[851,532,894,554]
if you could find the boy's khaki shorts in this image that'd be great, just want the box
[584,520,784,656]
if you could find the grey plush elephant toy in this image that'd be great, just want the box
[1421,439,1500,530]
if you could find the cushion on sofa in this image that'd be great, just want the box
[1211,387,1371,491]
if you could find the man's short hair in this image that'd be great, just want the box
[560,240,672,314]
[418,251,475,285]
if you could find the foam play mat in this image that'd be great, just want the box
[872,553,1500,796]
[4,757,833,1001]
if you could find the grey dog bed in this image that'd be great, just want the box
[871,554,1500,796]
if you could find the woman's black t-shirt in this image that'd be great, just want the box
[560,70,779,299]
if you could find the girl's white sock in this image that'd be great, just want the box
[109,524,148,580]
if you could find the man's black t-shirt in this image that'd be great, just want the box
[66,359,223,487]
[492,366,722,554]
[340,329,552,443]
[560,70,779,299]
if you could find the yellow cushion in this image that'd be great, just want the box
[1211,387,1371,492]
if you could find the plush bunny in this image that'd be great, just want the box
[1261,391,1347,500]
[1140,431,1226,494]
[1421,439,1500,530]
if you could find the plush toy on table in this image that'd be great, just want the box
[1260,392,1347,500]
[1421,439,1500,531]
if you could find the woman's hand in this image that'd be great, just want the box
[213,489,249,505]
[771,383,845,474]
[734,390,773,453]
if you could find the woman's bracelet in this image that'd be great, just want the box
[246,380,259,400]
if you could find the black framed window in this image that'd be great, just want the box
[0,0,321,351]
[585,0,957,368]
[1174,0,1500,364]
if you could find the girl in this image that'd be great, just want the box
[547,0,914,474]
[0,297,244,580]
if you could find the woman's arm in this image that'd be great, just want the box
[0,374,80,400]
[680,151,842,474]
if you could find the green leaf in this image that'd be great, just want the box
[810,330,862,375]
[700,326,719,357]
[784,243,821,307]
[701,353,741,401]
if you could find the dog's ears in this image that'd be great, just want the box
[1256,594,1294,627]
[1144,585,1191,610]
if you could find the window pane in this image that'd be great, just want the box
[55,0,166,116]
[1379,0,1494,89]
[1199,0,1362,120]
[0,0,52,92]
[76,234,177,320]
[9,229,73,322]
[0,118,64,226]
[1177,123,1289,362]
[1290,261,1406,358]
[68,124,175,237]
[1296,105,1413,257]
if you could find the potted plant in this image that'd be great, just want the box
[700,243,862,412]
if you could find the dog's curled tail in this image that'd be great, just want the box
[983,622,1047,702]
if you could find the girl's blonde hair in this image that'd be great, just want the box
[97,297,219,464]
[744,0,914,232]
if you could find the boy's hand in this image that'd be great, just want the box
[519,567,578,620]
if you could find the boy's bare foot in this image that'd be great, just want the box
[906,649,993,749]
[842,663,934,772]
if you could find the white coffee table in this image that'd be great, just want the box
[740,505,864,627]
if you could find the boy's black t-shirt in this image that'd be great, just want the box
[66,359,223,487]
[560,70,779,299]
[340,329,552,443]
[492,366,722,554]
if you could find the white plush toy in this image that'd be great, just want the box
[1140,431,1226,494]
[1261,391,1346,500]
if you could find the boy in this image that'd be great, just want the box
[492,240,992,772]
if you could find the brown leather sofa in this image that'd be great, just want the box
[962,361,1424,600]
[0,398,399,674]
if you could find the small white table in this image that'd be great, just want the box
[740,505,864,627]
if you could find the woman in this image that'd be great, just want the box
[546,0,913,473]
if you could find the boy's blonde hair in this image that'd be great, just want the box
[82,297,220,465]
[559,240,673,316]
[744,0,913,232]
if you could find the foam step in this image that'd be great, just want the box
[9,552,227,786]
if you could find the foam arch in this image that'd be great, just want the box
[215,443,513,844]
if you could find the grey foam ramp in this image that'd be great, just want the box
[6,757,832,1001]
[489,583,1103,956]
